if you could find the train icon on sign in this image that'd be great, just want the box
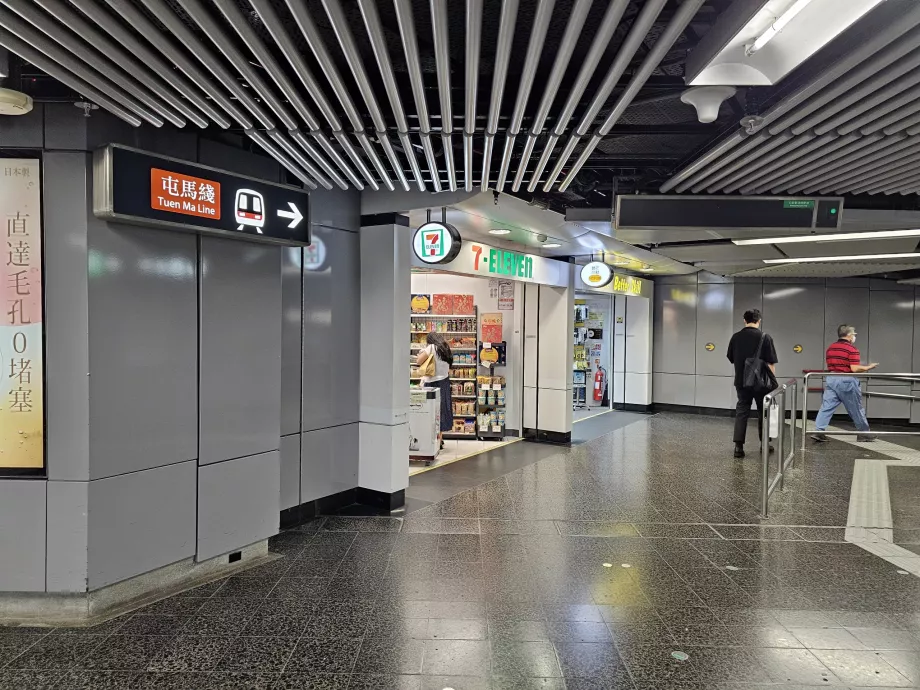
[235,189,265,233]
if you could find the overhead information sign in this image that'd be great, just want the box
[1,159,44,476]
[616,195,843,231]
[93,145,311,246]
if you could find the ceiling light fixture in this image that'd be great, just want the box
[745,0,814,56]
[639,266,654,272]
[734,228,920,245]
[763,252,920,264]
[542,242,562,249]
[489,228,512,235]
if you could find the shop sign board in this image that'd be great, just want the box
[413,238,569,288]
[1,159,44,475]
[412,221,462,264]
[580,261,613,287]
[93,145,311,246]
[579,269,647,297]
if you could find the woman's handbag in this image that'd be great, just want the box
[419,350,436,378]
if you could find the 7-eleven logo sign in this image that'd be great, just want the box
[413,222,459,264]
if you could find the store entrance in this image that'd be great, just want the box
[408,270,521,473]
[574,293,614,422]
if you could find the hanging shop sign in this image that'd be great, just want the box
[580,269,647,297]
[412,221,462,264]
[1,159,44,475]
[412,239,569,288]
[93,145,311,246]
[580,262,614,287]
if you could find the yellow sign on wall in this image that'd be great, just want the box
[1,159,43,474]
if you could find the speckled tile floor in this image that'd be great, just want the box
[4,413,920,689]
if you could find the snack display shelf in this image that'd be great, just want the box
[410,331,477,335]
[411,314,476,318]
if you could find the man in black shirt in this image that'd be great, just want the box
[726,309,778,458]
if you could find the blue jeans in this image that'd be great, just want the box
[815,376,870,432]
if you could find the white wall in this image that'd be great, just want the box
[410,272,523,433]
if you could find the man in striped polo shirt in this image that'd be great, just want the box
[813,324,878,442]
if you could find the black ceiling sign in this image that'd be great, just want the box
[93,145,311,246]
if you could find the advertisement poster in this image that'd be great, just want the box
[481,312,503,343]
[1,159,43,473]
[497,280,514,310]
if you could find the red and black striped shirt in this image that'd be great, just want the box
[826,339,860,373]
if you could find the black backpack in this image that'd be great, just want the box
[742,331,778,392]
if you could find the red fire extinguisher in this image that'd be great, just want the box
[593,367,606,401]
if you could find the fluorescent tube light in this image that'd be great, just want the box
[764,252,920,264]
[745,0,814,55]
[542,242,562,249]
[734,228,920,245]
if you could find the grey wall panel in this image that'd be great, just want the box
[869,291,915,374]
[301,423,359,503]
[43,104,87,151]
[87,223,198,478]
[44,152,91,481]
[280,433,301,511]
[199,138,280,182]
[697,271,733,284]
[87,460,196,589]
[281,248,303,436]
[302,228,360,432]
[866,384,911,419]
[652,373,695,406]
[732,281,763,328]
[0,480,46,592]
[199,238,282,465]
[0,104,43,148]
[311,186,361,232]
[695,283,734,376]
[870,278,912,292]
[763,284,826,380]
[135,127,199,163]
[46,481,88,593]
[655,273,698,285]
[197,451,280,561]
[653,283,697,374]
[694,375,734,409]
[825,288,869,355]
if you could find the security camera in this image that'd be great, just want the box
[492,190,500,205]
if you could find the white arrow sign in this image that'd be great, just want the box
[277,202,303,229]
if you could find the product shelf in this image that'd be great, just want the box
[411,314,476,318]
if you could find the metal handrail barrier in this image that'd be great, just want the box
[801,372,920,451]
[761,378,798,518]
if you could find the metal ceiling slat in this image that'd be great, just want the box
[0,0,175,127]
[463,0,482,192]
[559,0,708,192]
[545,0,667,191]
[431,0,456,192]
[776,133,892,192]
[865,169,920,194]
[660,3,920,193]
[481,0,519,192]
[102,0,252,129]
[248,130,317,190]
[744,134,865,195]
[689,132,793,193]
[838,89,920,136]
[841,157,920,194]
[267,130,328,190]
[722,133,824,194]
[67,0,228,128]
[30,0,209,128]
[815,75,920,136]
[0,5,163,126]
[0,31,142,126]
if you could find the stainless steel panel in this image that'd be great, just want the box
[653,283,697,375]
[0,480,46,592]
[870,291,915,374]
[694,375,734,409]
[310,186,360,232]
[197,451,280,561]
[825,287,869,353]
[43,152,91,481]
[763,283,826,380]
[46,481,88,593]
[695,283,734,377]
[732,281,763,328]
[87,460,197,589]
[0,103,43,147]
[281,247,303,436]
[914,288,920,373]
[43,103,87,151]
[523,283,539,389]
[199,238,282,465]
[652,373,695,406]
[302,228,360,432]
[866,383,911,419]
[88,222,198,478]
[301,423,359,504]
[870,278,912,292]
[280,433,300,511]
[697,271,733,284]
[199,138,281,182]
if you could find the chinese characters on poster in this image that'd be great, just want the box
[1,159,43,471]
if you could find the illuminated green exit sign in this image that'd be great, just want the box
[783,199,815,209]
